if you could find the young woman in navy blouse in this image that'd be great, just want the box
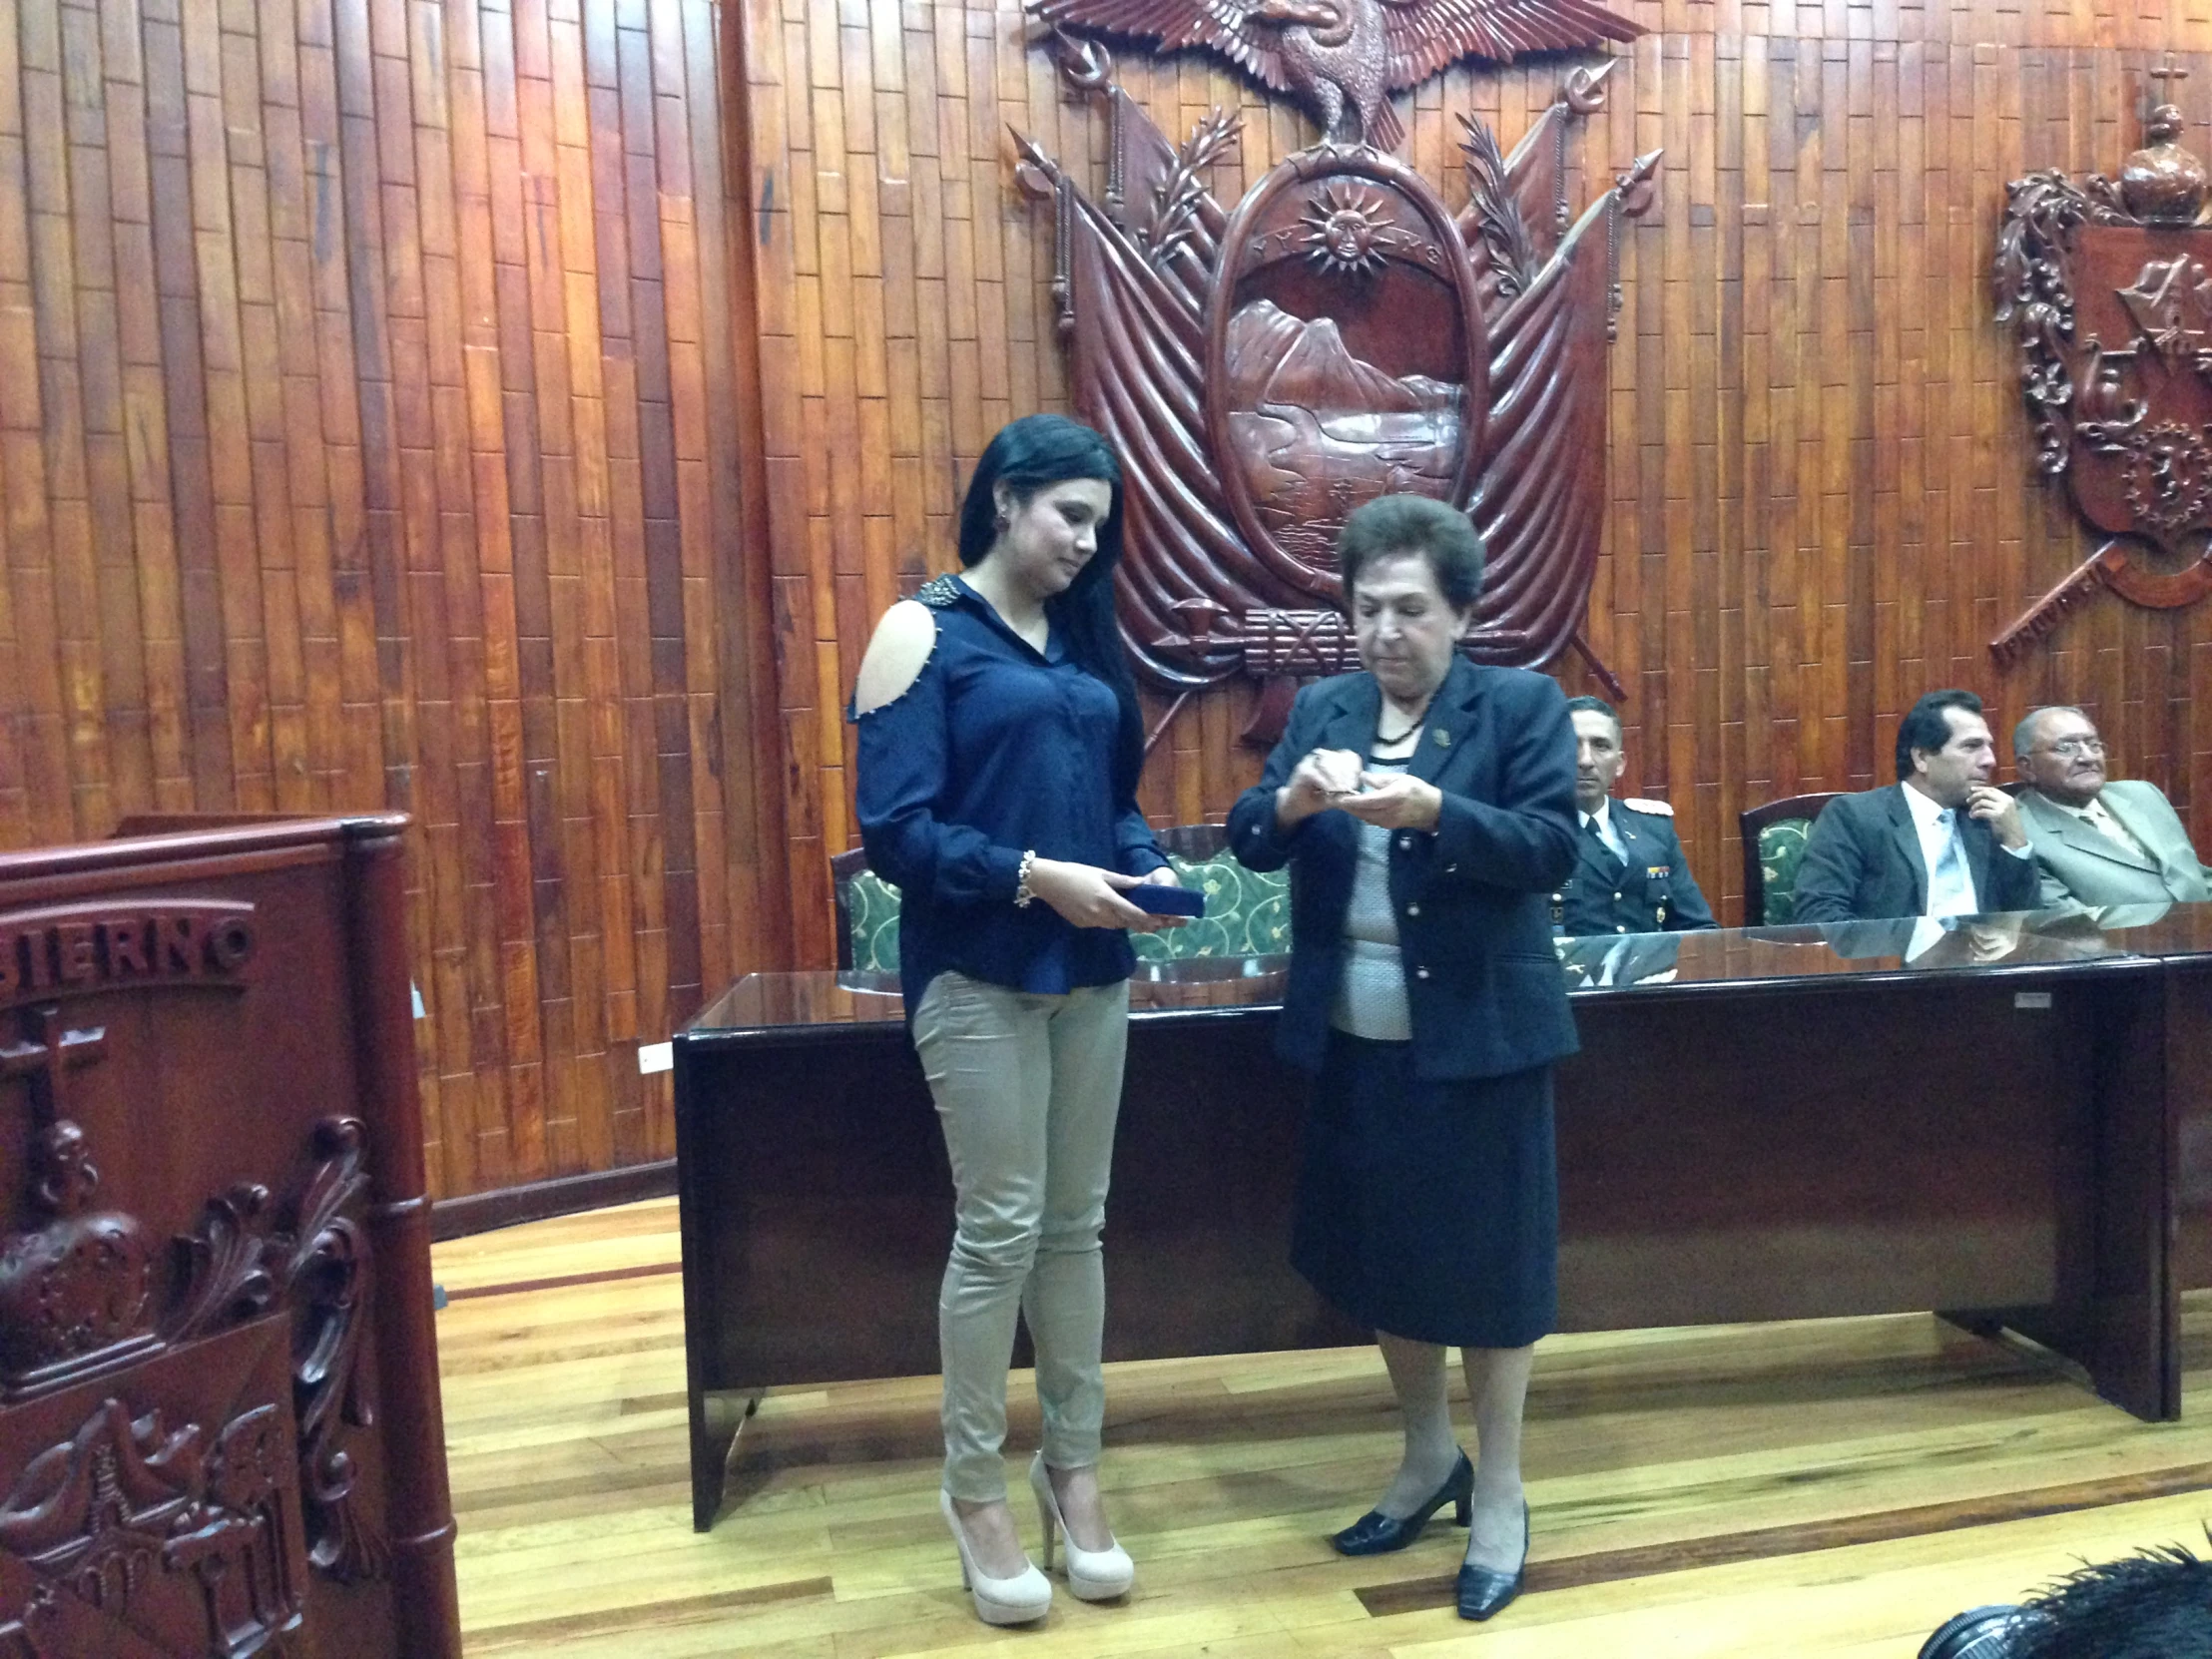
[851,414,1183,1626]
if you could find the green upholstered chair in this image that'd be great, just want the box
[1129,826,1291,964]
[829,826,1292,975]
[1739,793,1842,925]
[830,847,904,973]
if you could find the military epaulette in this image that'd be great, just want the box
[914,573,963,608]
[1623,797,1674,817]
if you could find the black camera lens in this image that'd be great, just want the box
[1919,1604,2042,1659]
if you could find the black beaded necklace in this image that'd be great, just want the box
[1375,694,1433,749]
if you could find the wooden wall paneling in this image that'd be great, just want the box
[586,0,646,1171]
[483,0,562,1197]
[445,0,533,1195]
[75,3,147,819]
[0,5,20,847]
[704,0,791,1039]
[416,0,514,1198]
[234,8,305,814]
[657,0,708,1162]
[0,0,61,847]
[268,0,330,821]
[0,0,780,1200]
[686,0,753,1092]
[31,0,100,835]
[304,6,380,819]
[132,0,188,814]
[658,0,735,1164]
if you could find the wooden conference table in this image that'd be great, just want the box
[673,902,2212,1530]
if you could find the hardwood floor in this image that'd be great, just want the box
[436,1200,2212,1655]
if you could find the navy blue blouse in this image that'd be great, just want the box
[852,574,1168,1016]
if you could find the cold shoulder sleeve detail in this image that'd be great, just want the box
[850,600,939,718]
[852,633,1025,905]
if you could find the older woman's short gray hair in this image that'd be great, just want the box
[1337,495,1485,613]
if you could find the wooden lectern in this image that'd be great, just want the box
[0,815,461,1657]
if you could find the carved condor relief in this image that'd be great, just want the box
[1029,0,1641,151]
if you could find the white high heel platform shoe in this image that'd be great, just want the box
[1028,1453,1135,1601]
[939,1490,1053,1626]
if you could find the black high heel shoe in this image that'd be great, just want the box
[1455,1498,1529,1621]
[1329,1451,1472,1556]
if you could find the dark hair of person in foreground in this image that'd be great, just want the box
[1921,1533,2212,1659]
[2011,1536,2212,1659]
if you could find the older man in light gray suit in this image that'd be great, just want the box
[2012,706,2210,907]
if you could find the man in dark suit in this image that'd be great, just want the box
[1791,689,2040,923]
[1553,696,1716,937]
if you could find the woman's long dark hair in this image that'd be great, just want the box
[957,414,1146,800]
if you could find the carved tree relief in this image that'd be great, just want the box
[1993,57,2212,661]
[1013,29,1658,740]
[0,1342,308,1659]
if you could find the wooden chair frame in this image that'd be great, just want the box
[1738,792,1843,925]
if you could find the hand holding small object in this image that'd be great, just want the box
[1339,771,1443,831]
[1026,859,1184,931]
[1277,748,1369,828]
[1313,749,1365,796]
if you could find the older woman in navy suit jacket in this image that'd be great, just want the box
[1228,495,1578,1623]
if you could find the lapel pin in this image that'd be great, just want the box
[1433,728,1451,748]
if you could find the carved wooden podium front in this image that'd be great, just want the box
[0,816,459,1658]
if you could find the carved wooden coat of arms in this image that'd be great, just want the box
[1012,0,1658,737]
[1993,61,2212,661]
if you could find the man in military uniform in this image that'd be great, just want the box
[1554,696,1717,938]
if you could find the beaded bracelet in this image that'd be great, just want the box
[1013,849,1038,907]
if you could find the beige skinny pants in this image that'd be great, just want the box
[911,969,1131,1502]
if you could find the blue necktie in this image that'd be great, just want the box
[1928,811,1973,918]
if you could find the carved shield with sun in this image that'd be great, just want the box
[1205,152,1488,595]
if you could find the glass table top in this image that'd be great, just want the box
[686,900,2212,1037]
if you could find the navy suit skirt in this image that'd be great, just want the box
[1292,1031,1559,1350]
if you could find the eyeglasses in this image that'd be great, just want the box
[2041,737,2106,758]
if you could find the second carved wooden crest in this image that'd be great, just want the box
[1994,60,2212,661]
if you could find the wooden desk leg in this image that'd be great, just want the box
[2172,963,2212,1290]
[2077,972,2178,1421]
[1953,973,2178,1423]
[675,1039,750,1530]
[1934,1311,2003,1343]
[690,1388,760,1532]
